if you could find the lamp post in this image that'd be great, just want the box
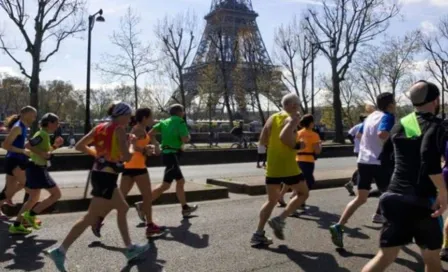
[442,60,447,119]
[310,38,336,115]
[84,9,105,134]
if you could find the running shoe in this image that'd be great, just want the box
[182,205,198,217]
[22,211,41,230]
[23,218,42,228]
[5,199,15,207]
[9,224,32,235]
[91,218,104,238]
[44,248,67,272]
[440,248,448,262]
[268,216,285,240]
[344,182,355,196]
[125,243,150,262]
[250,231,273,246]
[135,202,146,222]
[146,223,163,238]
[372,214,386,224]
[329,224,344,248]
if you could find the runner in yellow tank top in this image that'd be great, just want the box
[251,94,309,246]
[90,107,164,239]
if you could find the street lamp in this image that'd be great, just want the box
[84,9,105,134]
[310,38,336,115]
[442,60,447,119]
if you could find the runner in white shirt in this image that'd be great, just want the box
[256,144,267,168]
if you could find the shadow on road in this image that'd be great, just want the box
[291,205,370,240]
[259,245,350,272]
[0,220,57,271]
[88,240,166,272]
[336,246,423,271]
[154,217,209,249]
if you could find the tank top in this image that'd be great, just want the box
[6,120,27,160]
[265,112,301,178]
[125,133,150,169]
[93,122,121,162]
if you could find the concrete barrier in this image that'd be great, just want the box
[0,145,354,173]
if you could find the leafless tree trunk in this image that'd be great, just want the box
[155,11,198,117]
[274,17,315,113]
[0,0,85,131]
[96,7,155,110]
[356,45,385,106]
[305,0,399,143]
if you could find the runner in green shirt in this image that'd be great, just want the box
[150,104,198,217]
[9,113,64,234]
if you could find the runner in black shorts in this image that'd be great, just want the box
[362,80,447,272]
[149,104,198,217]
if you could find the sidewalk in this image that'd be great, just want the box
[207,167,355,195]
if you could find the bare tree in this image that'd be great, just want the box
[0,0,85,127]
[96,7,155,110]
[305,0,399,142]
[155,10,198,113]
[356,45,385,106]
[274,16,315,113]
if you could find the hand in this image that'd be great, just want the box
[289,113,301,127]
[23,149,31,157]
[145,145,155,156]
[54,136,64,148]
[153,144,161,156]
[431,192,447,218]
[300,141,306,149]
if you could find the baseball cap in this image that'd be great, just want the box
[408,80,440,106]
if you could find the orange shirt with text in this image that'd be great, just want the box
[296,128,321,163]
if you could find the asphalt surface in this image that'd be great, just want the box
[0,157,355,189]
[1,187,446,272]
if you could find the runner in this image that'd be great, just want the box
[149,104,198,217]
[362,80,447,272]
[9,113,63,234]
[250,93,308,245]
[440,120,448,261]
[256,143,267,168]
[45,102,149,271]
[330,92,396,248]
[0,106,36,221]
[344,114,367,196]
[91,107,163,238]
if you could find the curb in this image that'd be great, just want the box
[1,185,229,216]
[206,177,350,196]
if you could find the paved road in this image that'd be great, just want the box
[0,188,445,271]
[0,157,356,188]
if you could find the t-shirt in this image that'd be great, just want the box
[382,112,446,199]
[348,123,363,154]
[6,120,27,161]
[29,129,51,166]
[358,111,395,165]
[296,128,321,163]
[257,144,266,154]
[153,116,189,154]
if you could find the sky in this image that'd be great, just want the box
[0,0,447,93]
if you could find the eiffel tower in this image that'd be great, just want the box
[169,0,289,119]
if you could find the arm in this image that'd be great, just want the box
[378,114,395,141]
[130,128,145,153]
[259,116,273,146]
[25,135,50,159]
[280,115,300,149]
[75,129,97,157]
[115,126,132,162]
[148,122,161,136]
[179,121,191,143]
[313,133,322,155]
[356,124,364,139]
[2,127,26,155]
[150,134,161,155]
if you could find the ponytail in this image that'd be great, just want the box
[5,114,20,130]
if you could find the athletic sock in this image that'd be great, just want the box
[182,204,189,210]
[58,245,66,255]
[29,210,37,216]
[13,221,21,227]
[127,244,135,250]
[255,230,264,235]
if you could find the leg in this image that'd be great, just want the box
[421,249,443,272]
[120,175,135,197]
[361,247,401,272]
[338,189,369,225]
[257,154,261,168]
[10,167,26,198]
[279,181,309,220]
[13,188,40,226]
[32,186,61,214]
[134,173,153,223]
[256,184,281,232]
[151,182,171,202]
[111,187,132,247]
[175,178,187,206]
[278,183,288,206]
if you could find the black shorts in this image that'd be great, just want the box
[122,168,148,178]
[298,162,315,189]
[25,163,56,190]
[4,157,28,176]
[265,174,305,186]
[379,192,443,250]
[90,171,118,200]
[162,153,184,183]
[357,163,389,191]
